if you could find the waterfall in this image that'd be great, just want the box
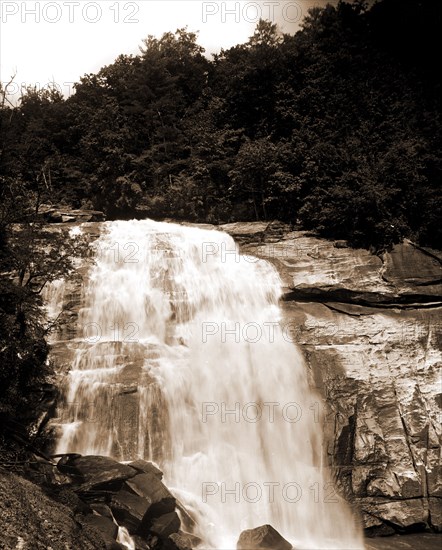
[52,219,363,550]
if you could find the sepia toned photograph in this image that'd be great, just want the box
[0,1,440,549]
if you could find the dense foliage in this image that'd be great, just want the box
[0,0,440,253]
[0,181,86,438]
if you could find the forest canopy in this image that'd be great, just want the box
[0,0,440,250]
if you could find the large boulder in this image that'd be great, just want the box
[168,533,192,550]
[57,455,137,491]
[149,511,181,538]
[110,489,149,533]
[125,472,176,522]
[91,503,115,520]
[169,531,202,550]
[132,534,155,550]
[237,524,292,550]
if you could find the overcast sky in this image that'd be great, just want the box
[1,1,335,101]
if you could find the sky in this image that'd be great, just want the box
[0,1,335,102]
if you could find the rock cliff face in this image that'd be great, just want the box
[221,221,442,535]
[45,219,442,537]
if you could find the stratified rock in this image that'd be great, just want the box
[360,498,428,531]
[126,472,176,521]
[240,225,442,532]
[237,524,292,550]
[382,241,442,288]
[224,226,442,303]
[149,511,180,538]
[110,489,149,533]
[363,513,396,537]
[57,455,137,490]
[42,208,105,223]
[129,459,163,480]
[220,222,270,245]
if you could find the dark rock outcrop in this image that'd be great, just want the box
[110,489,149,533]
[126,472,176,521]
[40,454,188,549]
[57,454,137,491]
[237,524,293,550]
[149,511,181,538]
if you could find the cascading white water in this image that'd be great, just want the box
[52,219,363,550]
[43,278,65,324]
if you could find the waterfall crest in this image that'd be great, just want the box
[52,219,363,549]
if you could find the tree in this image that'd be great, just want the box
[229,138,299,221]
[0,179,88,426]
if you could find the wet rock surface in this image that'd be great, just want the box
[221,222,442,537]
[126,472,176,528]
[58,455,138,489]
[236,524,293,550]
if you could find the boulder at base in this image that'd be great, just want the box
[126,472,176,523]
[110,489,149,533]
[149,511,181,538]
[237,525,293,550]
[57,455,137,490]
[169,530,202,550]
